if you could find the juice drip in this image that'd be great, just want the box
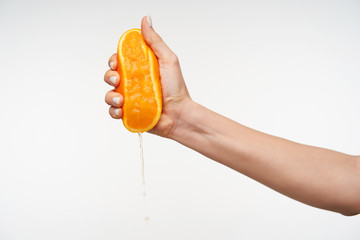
[138,132,150,224]
[139,132,145,185]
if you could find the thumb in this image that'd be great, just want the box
[141,16,177,63]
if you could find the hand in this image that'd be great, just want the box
[104,16,192,137]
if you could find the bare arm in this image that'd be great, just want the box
[105,16,360,216]
[168,101,360,216]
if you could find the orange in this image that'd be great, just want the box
[115,28,162,133]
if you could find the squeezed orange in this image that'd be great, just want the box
[115,29,162,132]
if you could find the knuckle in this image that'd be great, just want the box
[147,33,162,45]
[104,69,111,81]
[154,35,163,44]
[105,91,113,104]
[168,54,179,65]
[104,72,108,81]
[109,107,115,116]
[105,96,110,105]
[148,34,157,44]
[109,53,117,62]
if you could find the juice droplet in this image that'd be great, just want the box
[144,216,150,224]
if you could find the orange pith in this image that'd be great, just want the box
[115,29,162,133]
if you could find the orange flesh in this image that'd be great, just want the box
[116,29,162,132]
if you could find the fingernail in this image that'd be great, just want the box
[109,76,117,85]
[110,61,115,69]
[112,97,121,105]
[147,15,152,28]
[114,109,120,116]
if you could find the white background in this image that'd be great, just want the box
[0,0,359,239]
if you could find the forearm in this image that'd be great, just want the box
[169,101,360,215]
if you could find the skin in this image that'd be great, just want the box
[104,16,360,216]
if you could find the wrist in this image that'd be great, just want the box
[167,100,210,143]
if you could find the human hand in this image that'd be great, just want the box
[104,16,191,137]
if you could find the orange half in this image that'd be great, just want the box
[115,28,162,133]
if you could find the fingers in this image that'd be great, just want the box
[106,91,123,119]
[109,106,122,119]
[108,53,117,70]
[105,90,123,107]
[104,69,119,87]
[106,53,122,119]
[141,16,178,64]
[105,53,120,86]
